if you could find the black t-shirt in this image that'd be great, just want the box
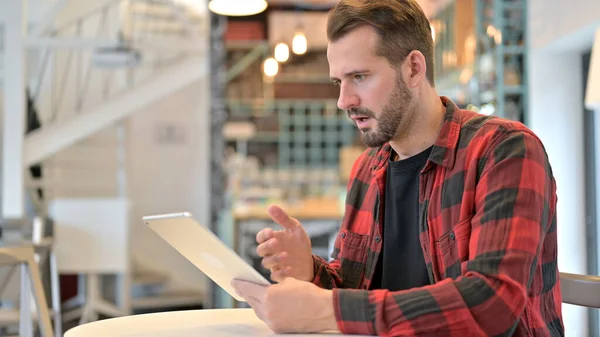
[370,147,432,291]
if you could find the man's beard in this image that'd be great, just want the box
[348,77,413,148]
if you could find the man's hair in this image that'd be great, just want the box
[327,0,435,85]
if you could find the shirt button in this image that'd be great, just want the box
[449,232,456,240]
[341,232,346,239]
[375,236,381,243]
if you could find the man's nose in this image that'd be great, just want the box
[337,85,360,111]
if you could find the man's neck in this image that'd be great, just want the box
[389,93,445,161]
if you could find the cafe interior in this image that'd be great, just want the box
[0,0,599,335]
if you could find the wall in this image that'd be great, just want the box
[268,11,328,50]
[265,0,455,51]
[528,0,600,335]
[418,0,454,18]
[127,79,211,293]
[529,51,587,335]
[529,0,600,51]
[20,0,213,297]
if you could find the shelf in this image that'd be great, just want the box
[253,132,280,142]
[504,85,524,95]
[474,0,527,123]
[502,45,526,54]
[503,2,525,10]
[226,40,268,50]
[274,74,333,84]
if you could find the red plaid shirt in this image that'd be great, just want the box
[312,97,564,336]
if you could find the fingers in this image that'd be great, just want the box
[256,228,273,244]
[261,252,287,270]
[231,279,267,302]
[246,297,266,322]
[270,266,291,283]
[268,205,299,231]
[256,238,282,257]
[231,280,267,323]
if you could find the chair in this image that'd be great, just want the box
[0,215,62,337]
[0,244,53,337]
[560,272,600,308]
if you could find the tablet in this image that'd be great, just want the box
[142,212,271,302]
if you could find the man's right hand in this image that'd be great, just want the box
[256,205,314,283]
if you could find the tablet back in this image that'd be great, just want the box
[142,212,270,302]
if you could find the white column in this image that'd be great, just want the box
[2,0,26,219]
[529,50,587,336]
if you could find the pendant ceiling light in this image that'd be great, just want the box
[208,0,268,16]
[263,57,279,77]
[292,31,308,55]
[274,42,290,63]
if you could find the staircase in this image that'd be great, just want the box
[1,0,209,318]
[25,56,207,166]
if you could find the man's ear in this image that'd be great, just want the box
[404,50,427,88]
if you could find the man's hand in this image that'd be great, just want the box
[231,277,337,334]
[256,205,314,282]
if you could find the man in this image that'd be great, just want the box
[232,0,564,336]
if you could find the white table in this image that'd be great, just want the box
[64,308,361,336]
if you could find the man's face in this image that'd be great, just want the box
[327,25,415,147]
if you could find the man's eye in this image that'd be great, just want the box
[332,81,341,87]
[354,74,365,81]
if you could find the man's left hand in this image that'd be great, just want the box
[231,277,337,334]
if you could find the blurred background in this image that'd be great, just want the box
[0,0,598,335]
